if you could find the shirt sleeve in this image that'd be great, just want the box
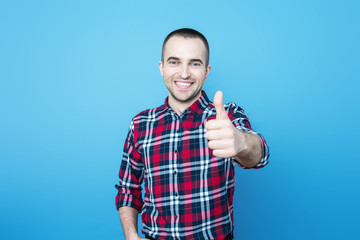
[115,120,144,212]
[226,102,270,169]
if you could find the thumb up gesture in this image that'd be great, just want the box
[205,91,245,158]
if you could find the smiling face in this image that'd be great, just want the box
[159,36,211,111]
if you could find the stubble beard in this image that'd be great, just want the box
[169,88,201,104]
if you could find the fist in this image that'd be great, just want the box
[205,91,245,158]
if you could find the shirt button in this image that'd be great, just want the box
[174,170,177,175]
[175,215,178,219]
[175,192,178,197]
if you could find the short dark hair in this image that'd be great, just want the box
[161,28,210,67]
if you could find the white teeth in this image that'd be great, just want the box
[176,82,191,86]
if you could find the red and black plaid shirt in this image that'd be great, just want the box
[115,91,269,240]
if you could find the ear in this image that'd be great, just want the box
[205,65,211,78]
[158,61,164,77]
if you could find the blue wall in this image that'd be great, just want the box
[1,1,359,239]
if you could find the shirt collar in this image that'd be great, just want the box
[162,90,211,116]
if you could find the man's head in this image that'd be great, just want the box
[159,28,211,109]
[161,28,210,67]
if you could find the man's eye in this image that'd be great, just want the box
[192,62,201,67]
[169,61,178,65]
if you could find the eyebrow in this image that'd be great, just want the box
[190,58,203,64]
[167,57,180,62]
[166,57,203,64]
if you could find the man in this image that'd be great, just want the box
[115,28,269,240]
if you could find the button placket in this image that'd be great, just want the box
[174,118,180,225]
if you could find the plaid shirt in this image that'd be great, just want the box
[115,91,269,240]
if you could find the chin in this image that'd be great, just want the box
[173,92,199,103]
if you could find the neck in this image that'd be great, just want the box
[168,92,201,115]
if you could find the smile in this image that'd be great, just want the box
[174,81,193,90]
[176,82,191,86]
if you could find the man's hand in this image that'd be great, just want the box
[205,91,246,158]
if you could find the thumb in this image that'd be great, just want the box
[214,91,228,120]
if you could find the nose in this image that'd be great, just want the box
[180,65,190,79]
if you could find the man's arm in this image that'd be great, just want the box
[205,91,268,168]
[119,206,147,240]
[205,115,263,167]
[234,130,262,168]
[116,120,147,239]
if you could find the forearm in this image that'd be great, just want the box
[118,206,141,240]
[235,131,262,168]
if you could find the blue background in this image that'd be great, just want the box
[1,0,359,239]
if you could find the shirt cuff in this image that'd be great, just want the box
[115,184,143,212]
[233,128,270,169]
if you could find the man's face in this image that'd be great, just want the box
[159,36,211,106]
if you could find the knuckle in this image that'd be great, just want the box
[212,149,217,155]
[205,132,209,139]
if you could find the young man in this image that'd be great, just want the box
[115,28,269,240]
